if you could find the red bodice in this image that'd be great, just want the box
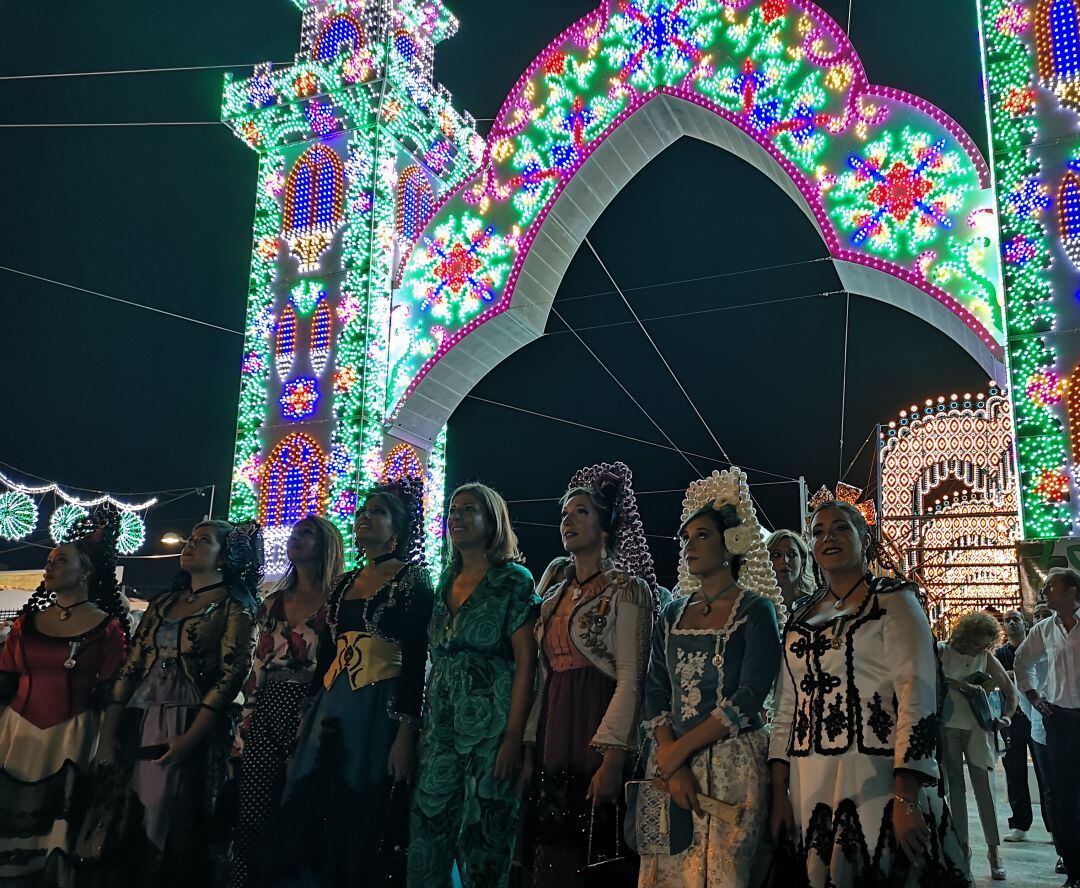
[0,614,127,729]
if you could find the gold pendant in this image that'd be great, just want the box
[833,599,844,610]
[831,636,843,650]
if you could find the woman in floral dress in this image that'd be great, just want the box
[638,469,783,887]
[409,483,540,887]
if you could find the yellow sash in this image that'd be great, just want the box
[323,631,403,691]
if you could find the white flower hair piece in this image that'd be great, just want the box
[678,467,785,618]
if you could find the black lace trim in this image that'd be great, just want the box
[824,695,846,741]
[904,713,939,762]
[797,796,972,888]
[867,692,894,745]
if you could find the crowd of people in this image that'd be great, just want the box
[0,461,1077,888]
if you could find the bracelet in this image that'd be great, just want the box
[894,794,919,815]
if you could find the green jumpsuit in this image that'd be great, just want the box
[408,561,540,887]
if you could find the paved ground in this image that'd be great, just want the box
[966,763,1063,888]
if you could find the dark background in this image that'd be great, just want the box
[0,1,991,591]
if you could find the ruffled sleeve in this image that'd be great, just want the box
[710,594,780,732]
[110,595,163,706]
[591,575,653,750]
[641,599,677,739]
[201,598,257,715]
[883,583,940,783]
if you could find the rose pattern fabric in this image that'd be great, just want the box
[409,562,540,887]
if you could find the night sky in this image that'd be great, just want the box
[0,1,992,591]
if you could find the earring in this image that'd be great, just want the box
[389,536,399,554]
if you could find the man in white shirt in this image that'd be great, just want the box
[1015,568,1080,888]
[997,609,1052,842]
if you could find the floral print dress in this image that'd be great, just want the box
[408,561,540,888]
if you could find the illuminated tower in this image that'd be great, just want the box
[221,0,482,572]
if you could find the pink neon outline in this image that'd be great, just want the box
[392,0,1001,417]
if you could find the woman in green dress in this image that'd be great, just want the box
[408,483,540,887]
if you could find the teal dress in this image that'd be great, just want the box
[408,561,540,887]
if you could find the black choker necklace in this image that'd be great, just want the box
[54,600,90,621]
[370,552,399,567]
[186,579,227,605]
[827,575,868,611]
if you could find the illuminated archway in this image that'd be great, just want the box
[388,1,1005,447]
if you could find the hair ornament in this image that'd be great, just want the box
[567,461,657,596]
[63,503,122,551]
[365,476,425,563]
[225,521,266,589]
[679,467,784,617]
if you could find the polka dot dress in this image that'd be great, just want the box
[231,679,309,888]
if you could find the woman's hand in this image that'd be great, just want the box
[587,758,624,806]
[93,734,117,766]
[152,733,198,767]
[655,736,690,782]
[516,744,534,798]
[893,796,931,862]
[387,729,417,783]
[494,735,523,781]
[770,788,796,840]
[666,765,702,816]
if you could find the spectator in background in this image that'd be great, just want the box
[938,611,1017,880]
[1015,569,1080,888]
[996,609,1052,844]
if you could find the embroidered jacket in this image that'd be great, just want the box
[109,586,258,715]
[767,576,940,783]
[524,557,653,750]
[642,588,780,739]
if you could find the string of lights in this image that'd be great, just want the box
[0,62,295,81]
[464,395,798,483]
[0,265,243,335]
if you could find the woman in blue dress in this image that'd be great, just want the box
[267,481,433,887]
[638,469,783,887]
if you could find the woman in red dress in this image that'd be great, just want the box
[0,507,129,886]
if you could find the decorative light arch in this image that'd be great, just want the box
[314,13,365,62]
[1035,0,1080,81]
[283,144,345,272]
[388,0,1005,448]
[275,304,297,379]
[1059,168,1080,265]
[396,164,434,243]
[259,432,326,527]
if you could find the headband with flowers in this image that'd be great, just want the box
[678,467,784,616]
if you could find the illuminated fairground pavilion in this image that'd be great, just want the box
[878,387,1022,628]
[220,0,1080,574]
